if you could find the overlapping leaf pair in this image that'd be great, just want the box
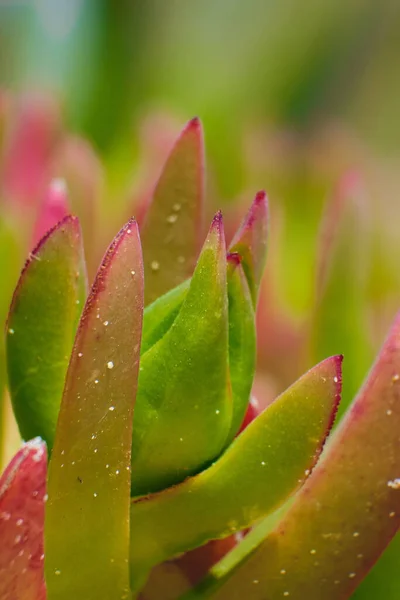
[1,119,400,600]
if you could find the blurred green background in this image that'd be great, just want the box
[1,3,400,597]
[2,0,400,184]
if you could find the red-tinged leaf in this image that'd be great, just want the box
[32,179,70,247]
[141,117,204,305]
[238,396,260,435]
[6,216,87,450]
[200,313,400,600]
[45,220,144,600]
[129,356,342,591]
[311,172,374,421]
[229,191,268,307]
[0,439,47,600]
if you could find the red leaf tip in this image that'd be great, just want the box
[227,252,242,266]
[186,116,201,131]
[211,210,223,231]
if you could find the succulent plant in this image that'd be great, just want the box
[0,117,399,600]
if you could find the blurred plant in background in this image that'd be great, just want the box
[1,1,400,598]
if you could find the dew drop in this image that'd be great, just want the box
[280,569,286,575]
[16,518,24,526]
[353,532,360,537]
[172,203,181,212]
[387,479,400,490]
[93,493,98,498]
[55,569,61,576]
[103,321,109,326]
[261,461,266,466]
[151,260,160,271]
[215,409,220,415]
[131,270,136,276]
[78,352,83,358]
[392,374,400,383]
[310,549,316,555]
[389,511,396,517]
[94,379,99,384]
[348,573,356,579]
[107,361,114,370]
[167,214,178,224]
[109,406,115,411]
[8,328,14,335]
[333,376,338,383]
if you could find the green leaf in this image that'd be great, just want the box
[45,220,144,600]
[141,117,204,305]
[129,356,341,592]
[200,313,400,600]
[226,253,256,440]
[311,173,374,421]
[131,213,229,496]
[141,279,189,355]
[0,439,47,600]
[6,216,87,450]
[229,191,268,307]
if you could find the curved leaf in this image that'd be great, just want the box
[202,313,400,599]
[0,439,47,600]
[45,219,144,600]
[130,356,341,591]
[6,216,87,450]
[131,213,229,496]
[141,117,204,305]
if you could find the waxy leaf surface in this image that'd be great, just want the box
[129,356,341,591]
[229,191,268,307]
[6,216,87,450]
[131,214,229,496]
[141,117,204,305]
[202,313,400,600]
[0,439,47,600]
[226,254,256,440]
[45,220,144,600]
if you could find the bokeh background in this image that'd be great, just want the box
[1,2,400,597]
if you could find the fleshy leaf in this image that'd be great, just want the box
[226,253,256,440]
[131,213,229,496]
[311,172,374,420]
[45,220,144,600]
[6,216,87,450]
[0,439,47,600]
[201,313,400,599]
[141,279,189,355]
[229,191,268,306]
[129,356,341,591]
[141,117,204,305]
[32,178,70,247]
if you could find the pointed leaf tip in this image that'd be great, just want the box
[46,217,143,600]
[7,214,87,449]
[142,118,204,305]
[229,191,269,306]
